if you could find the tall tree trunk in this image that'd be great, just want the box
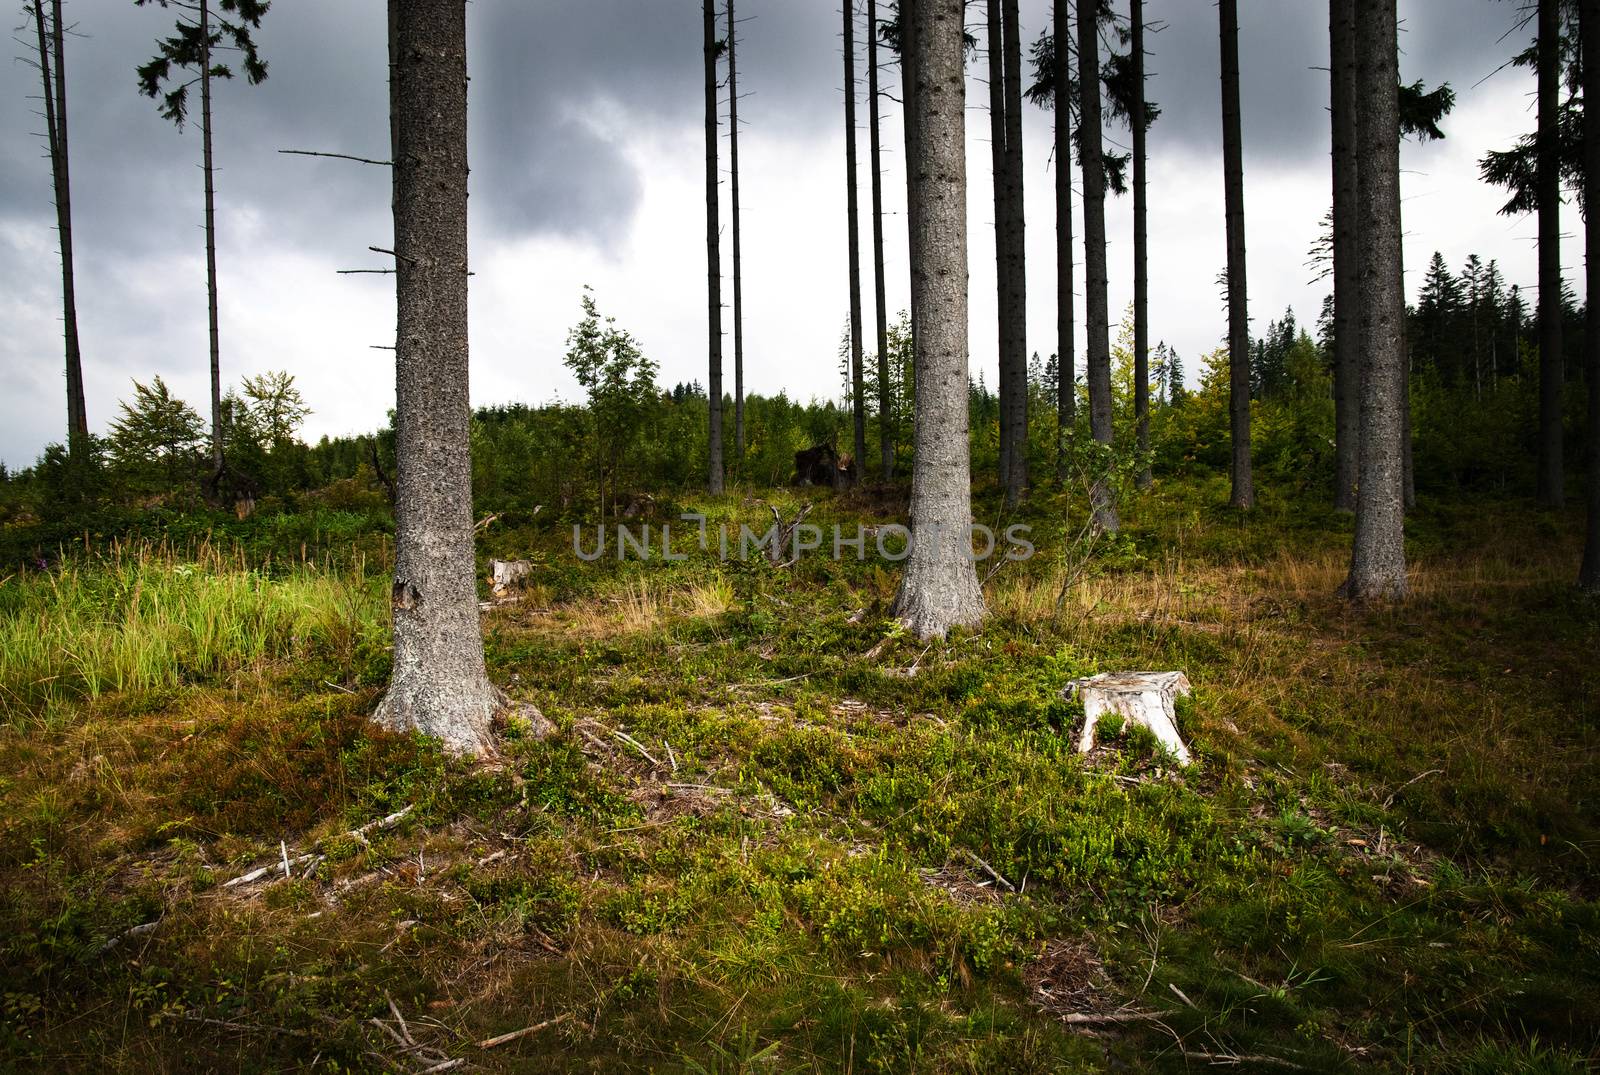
[869,0,894,479]
[1132,0,1150,488]
[845,0,867,473]
[892,0,986,640]
[900,0,920,365]
[1399,242,1415,510]
[376,0,500,755]
[1580,0,1600,593]
[728,0,745,470]
[987,0,1011,492]
[1002,0,1027,504]
[1220,0,1253,509]
[1053,0,1074,481]
[200,0,224,487]
[34,1,87,459]
[1330,0,1359,512]
[1342,0,1407,601]
[704,0,725,495]
[1536,0,1565,508]
[1077,0,1117,532]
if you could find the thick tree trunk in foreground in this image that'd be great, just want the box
[728,0,746,468]
[704,0,725,495]
[845,0,867,473]
[1536,0,1565,508]
[1002,0,1027,504]
[892,0,985,640]
[1132,0,1150,488]
[1580,0,1600,593]
[200,0,224,486]
[1220,0,1253,509]
[1053,0,1074,481]
[376,0,500,755]
[1330,0,1359,512]
[869,0,894,479]
[1077,0,1117,533]
[34,1,87,458]
[1342,0,1407,601]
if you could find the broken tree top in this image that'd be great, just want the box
[1065,671,1193,765]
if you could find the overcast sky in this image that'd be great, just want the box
[0,0,1583,469]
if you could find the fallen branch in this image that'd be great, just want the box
[97,919,159,955]
[476,1010,574,1050]
[611,729,662,767]
[1057,1009,1172,1025]
[222,806,415,888]
[963,849,1015,892]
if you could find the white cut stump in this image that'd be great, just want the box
[1066,671,1192,764]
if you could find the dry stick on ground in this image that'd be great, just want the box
[222,805,415,888]
[963,849,1016,891]
[476,1010,575,1050]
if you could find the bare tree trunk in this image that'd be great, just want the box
[1220,0,1253,509]
[1537,0,1565,508]
[1580,0,1600,593]
[892,0,985,640]
[728,0,745,470]
[375,0,500,756]
[1053,0,1074,481]
[845,0,867,474]
[1078,0,1117,532]
[987,0,1011,492]
[1399,241,1415,510]
[1342,0,1407,601]
[1003,0,1027,505]
[1330,0,1359,512]
[900,0,919,365]
[33,1,87,460]
[1132,0,1150,488]
[704,0,725,495]
[200,0,224,488]
[869,0,894,479]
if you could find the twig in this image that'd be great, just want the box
[280,840,291,879]
[97,919,158,955]
[278,148,391,166]
[1179,1050,1307,1070]
[1057,1009,1172,1025]
[611,729,662,767]
[962,849,1015,892]
[664,740,679,772]
[476,1010,574,1049]
[666,783,732,794]
[1382,768,1443,809]
[323,680,355,695]
[385,992,414,1045]
[222,806,414,887]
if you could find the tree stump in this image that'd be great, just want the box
[1066,671,1192,764]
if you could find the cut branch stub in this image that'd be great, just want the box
[1066,671,1192,764]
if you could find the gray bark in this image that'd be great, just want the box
[33,1,87,459]
[374,0,501,756]
[869,0,894,479]
[987,0,1011,492]
[1220,0,1253,509]
[1053,0,1074,480]
[729,0,745,468]
[1537,0,1565,508]
[900,0,920,365]
[845,0,867,473]
[200,0,224,486]
[1002,0,1027,504]
[1077,0,1117,532]
[1581,0,1600,593]
[1132,0,1149,488]
[704,0,725,495]
[1330,0,1358,512]
[1342,0,1407,601]
[891,0,986,640]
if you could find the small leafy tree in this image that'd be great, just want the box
[563,290,660,517]
[107,376,206,493]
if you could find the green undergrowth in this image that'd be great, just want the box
[0,482,1596,1071]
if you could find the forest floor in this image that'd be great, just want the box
[1,475,1597,1073]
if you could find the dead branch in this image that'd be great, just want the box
[476,1010,574,1050]
[278,148,391,166]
